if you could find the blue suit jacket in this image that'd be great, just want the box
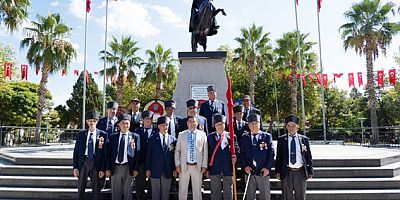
[73,129,108,172]
[135,127,159,165]
[240,132,275,176]
[145,133,177,179]
[207,132,239,176]
[96,116,119,136]
[106,132,141,175]
[199,100,225,133]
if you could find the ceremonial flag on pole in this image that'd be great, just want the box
[377,70,384,88]
[21,64,28,80]
[348,73,355,88]
[318,0,323,12]
[86,0,91,13]
[4,62,12,80]
[389,69,396,86]
[357,72,363,86]
[296,0,299,5]
[333,73,343,83]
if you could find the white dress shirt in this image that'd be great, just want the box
[115,132,129,164]
[160,133,169,147]
[288,133,304,168]
[85,129,97,156]
[251,132,261,167]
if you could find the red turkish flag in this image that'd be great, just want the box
[357,72,363,87]
[4,62,12,80]
[86,0,91,13]
[348,73,355,88]
[21,64,28,80]
[307,74,314,86]
[94,70,99,75]
[74,69,79,76]
[62,68,66,76]
[389,69,396,86]
[296,0,299,5]
[333,73,344,83]
[318,0,323,11]
[35,66,40,75]
[323,74,328,87]
[316,73,322,85]
[377,70,384,88]
[297,74,306,88]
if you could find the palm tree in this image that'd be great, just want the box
[142,44,178,99]
[275,31,317,115]
[20,13,76,143]
[0,0,31,32]
[340,0,400,144]
[99,36,142,106]
[234,23,272,100]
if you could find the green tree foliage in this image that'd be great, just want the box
[0,81,51,126]
[0,0,31,32]
[65,72,102,128]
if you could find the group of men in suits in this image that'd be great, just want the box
[72,84,313,200]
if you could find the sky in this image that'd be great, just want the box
[1,0,400,107]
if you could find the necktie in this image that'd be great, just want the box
[88,133,94,160]
[132,113,137,122]
[163,135,167,151]
[290,136,296,165]
[190,132,195,162]
[245,108,249,119]
[238,122,242,129]
[145,128,151,138]
[107,119,113,131]
[252,135,257,147]
[210,101,214,112]
[118,134,126,163]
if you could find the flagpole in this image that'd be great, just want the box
[82,1,89,128]
[102,0,109,116]
[316,0,327,143]
[294,0,307,134]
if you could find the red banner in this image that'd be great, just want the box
[86,0,91,13]
[377,70,384,87]
[307,74,314,86]
[318,0,323,11]
[348,73,355,88]
[389,69,396,86]
[316,73,321,85]
[74,69,79,76]
[323,74,328,87]
[85,71,90,84]
[4,62,12,80]
[21,64,28,80]
[297,74,307,88]
[333,73,343,83]
[62,68,66,76]
[35,66,40,75]
[357,72,363,87]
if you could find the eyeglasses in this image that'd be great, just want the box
[188,107,197,110]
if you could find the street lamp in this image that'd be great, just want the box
[44,117,51,144]
[358,118,366,145]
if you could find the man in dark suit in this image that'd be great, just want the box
[97,101,119,136]
[73,110,108,200]
[200,85,226,133]
[242,95,263,130]
[240,114,274,200]
[206,114,238,200]
[178,99,209,134]
[146,116,177,200]
[275,114,313,200]
[105,113,140,200]
[135,110,156,199]
[129,97,142,132]
[165,100,182,139]
[232,105,249,145]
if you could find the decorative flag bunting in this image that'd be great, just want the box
[297,74,307,88]
[307,74,315,86]
[74,70,79,76]
[62,68,66,76]
[316,73,322,85]
[389,69,396,86]
[357,72,363,87]
[4,62,12,80]
[94,70,98,75]
[85,70,90,84]
[377,70,384,88]
[21,64,28,80]
[333,73,343,83]
[35,66,40,75]
[323,74,328,88]
[348,73,355,88]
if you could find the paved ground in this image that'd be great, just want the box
[0,142,399,161]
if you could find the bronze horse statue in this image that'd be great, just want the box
[190,0,226,52]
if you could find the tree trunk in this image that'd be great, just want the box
[291,60,298,115]
[116,74,124,107]
[248,61,255,101]
[155,64,162,99]
[366,49,379,145]
[35,65,49,144]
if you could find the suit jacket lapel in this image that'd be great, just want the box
[127,133,134,157]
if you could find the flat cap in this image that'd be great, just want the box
[165,100,176,109]
[142,110,154,119]
[85,110,100,120]
[130,97,140,103]
[285,114,299,124]
[118,113,131,122]
[242,95,251,100]
[107,101,118,109]
[212,114,226,126]
[186,99,198,108]
[233,105,244,113]
[157,116,170,125]
[207,85,216,92]
[247,114,260,123]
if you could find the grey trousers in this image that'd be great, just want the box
[210,175,233,200]
[245,175,270,200]
[77,158,99,200]
[151,174,172,200]
[281,169,307,200]
[111,165,133,200]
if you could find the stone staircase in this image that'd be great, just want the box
[0,146,399,199]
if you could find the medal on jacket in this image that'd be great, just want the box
[98,136,104,149]
[299,137,307,152]
[130,136,135,149]
[259,141,267,150]
[168,143,175,151]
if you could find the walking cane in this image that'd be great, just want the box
[242,173,251,200]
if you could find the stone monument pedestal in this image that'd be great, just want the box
[173,51,227,117]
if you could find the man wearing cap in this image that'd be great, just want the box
[175,116,208,200]
[233,105,249,145]
[129,97,142,132]
[135,110,156,199]
[73,110,108,200]
[275,114,313,200]
[200,85,226,133]
[206,114,239,200]
[178,99,209,134]
[146,116,177,200]
[165,100,182,139]
[106,113,141,200]
[242,95,263,130]
[240,114,275,200]
[97,101,119,136]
